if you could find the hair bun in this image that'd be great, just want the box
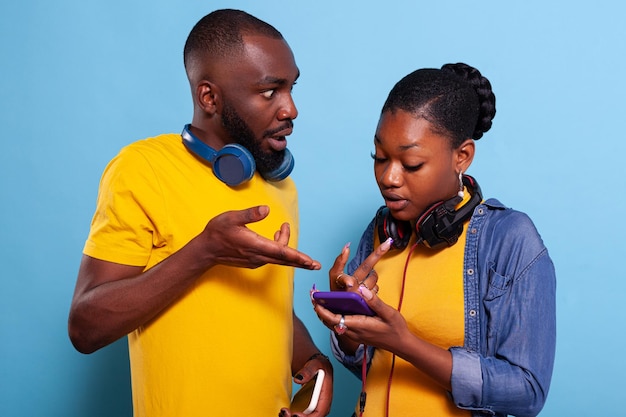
[441,63,496,140]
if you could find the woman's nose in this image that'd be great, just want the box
[377,163,402,188]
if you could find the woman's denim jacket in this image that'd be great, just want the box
[332,199,556,417]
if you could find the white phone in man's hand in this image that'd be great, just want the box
[290,369,325,415]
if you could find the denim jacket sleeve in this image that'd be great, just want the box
[450,200,556,417]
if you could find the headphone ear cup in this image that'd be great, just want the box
[414,175,483,249]
[260,148,294,182]
[182,124,294,185]
[375,206,412,250]
[213,144,256,186]
[414,201,461,249]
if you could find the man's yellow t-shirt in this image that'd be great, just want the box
[84,133,299,416]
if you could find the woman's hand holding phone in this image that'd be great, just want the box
[312,237,416,358]
[310,237,393,354]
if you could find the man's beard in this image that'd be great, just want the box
[221,102,286,175]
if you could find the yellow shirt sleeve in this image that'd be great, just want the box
[83,144,167,267]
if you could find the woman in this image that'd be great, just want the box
[312,63,556,417]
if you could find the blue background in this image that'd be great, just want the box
[1,1,624,416]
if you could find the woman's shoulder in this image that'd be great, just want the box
[478,198,549,255]
[481,198,538,229]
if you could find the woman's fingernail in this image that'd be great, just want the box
[343,242,351,252]
[295,373,304,381]
[382,237,394,249]
[359,285,373,300]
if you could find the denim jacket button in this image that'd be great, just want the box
[467,269,474,275]
[469,310,477,317]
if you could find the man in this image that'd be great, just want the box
[68,9,333,417]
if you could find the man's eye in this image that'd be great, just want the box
[261,89,276,99]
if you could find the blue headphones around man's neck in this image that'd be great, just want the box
[181,124,294,186]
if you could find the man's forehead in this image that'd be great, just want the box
[237,35,298,77]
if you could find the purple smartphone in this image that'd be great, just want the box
[312,291,376,316]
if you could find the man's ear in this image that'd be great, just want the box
[455,139,475,173]
[196,80,221,115]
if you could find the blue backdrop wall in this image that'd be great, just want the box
[1,1,624,416]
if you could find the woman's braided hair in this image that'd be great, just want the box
[382,63,496,148]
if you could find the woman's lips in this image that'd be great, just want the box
[384,197,409,211]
